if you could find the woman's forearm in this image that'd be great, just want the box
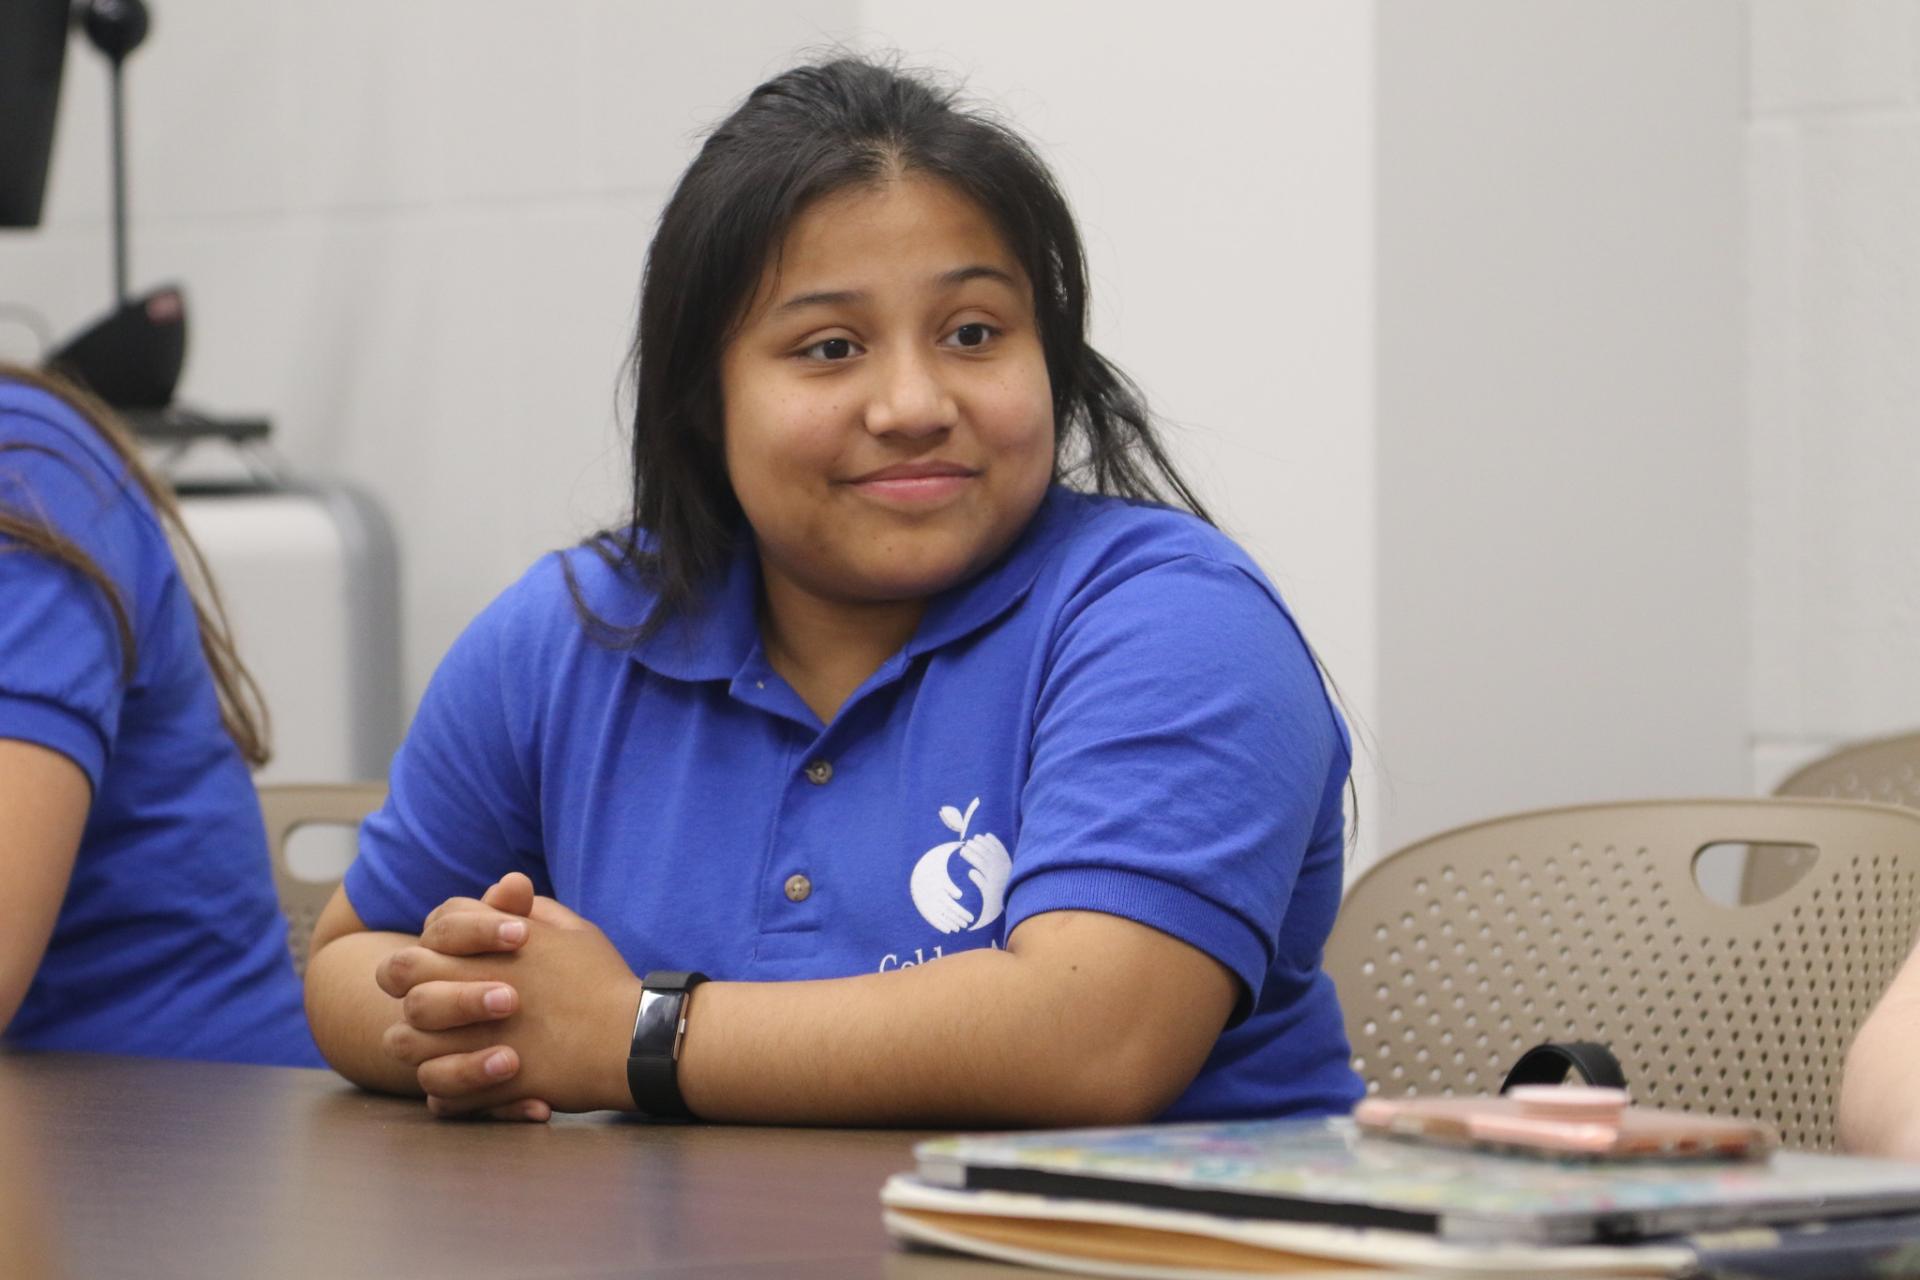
[303,928,424,1096]
[677,953,1154,1127]
[674,911,1232,1127]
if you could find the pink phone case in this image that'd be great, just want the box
[1354,1086,1775,1160]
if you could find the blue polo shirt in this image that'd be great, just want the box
[0,381,321,1067]
[347,487,1361,1120]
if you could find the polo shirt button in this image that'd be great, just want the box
[784,873,812,903]
[804,759,833,785]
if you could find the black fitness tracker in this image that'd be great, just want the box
[1498,1040,1628,1093]
[626,970,708,1119]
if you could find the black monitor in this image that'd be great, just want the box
[1,0,71,228]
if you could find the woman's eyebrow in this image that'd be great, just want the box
[938,264,1018,289]
[772,288,863,316]
[770,265,1020,317]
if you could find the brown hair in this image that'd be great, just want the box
[0,365,271,766]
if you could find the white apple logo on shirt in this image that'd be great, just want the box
[908,797,1011,935]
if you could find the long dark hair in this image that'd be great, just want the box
[0,365,271,766]
[566,55,1213,639]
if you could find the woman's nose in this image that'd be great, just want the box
[862,347,959,439]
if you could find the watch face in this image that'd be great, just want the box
[628,982,700,1119]
[632,989,683,1054]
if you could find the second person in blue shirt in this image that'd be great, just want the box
[0,368,318,1068]
[304,57,1362,1126]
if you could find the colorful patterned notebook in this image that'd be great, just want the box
[910,1116,1920,1246]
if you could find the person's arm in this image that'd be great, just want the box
[304,882,550,1121]
[1839,934,1920,1155]
[686,911,1233,1125]
[374,879,1234,1125]
[0,740,91,1029]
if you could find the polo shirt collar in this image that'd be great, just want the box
[628,485,1083,683]
[628,536,764,683]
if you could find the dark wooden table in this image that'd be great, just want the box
[0,1052,1043,1280]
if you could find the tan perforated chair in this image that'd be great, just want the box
[1324,799,1920,1150]
[258,781,388,976]
[1741,733,1920,904]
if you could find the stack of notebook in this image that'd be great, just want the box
[881,1116,1920,1277]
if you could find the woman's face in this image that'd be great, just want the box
[720,174,1055,611]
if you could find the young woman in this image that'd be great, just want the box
[305,57,1361,1125]
[0,366,320,1066]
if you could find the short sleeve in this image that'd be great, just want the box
[1005,554,1347,1019]
[344,566,551,933]
[0,409,150,789]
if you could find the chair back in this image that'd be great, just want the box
[1324,799,1920,1149]
[258,781,387,976]
[1743,733,1920,903]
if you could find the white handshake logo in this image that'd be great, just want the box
[908,797,1011,934]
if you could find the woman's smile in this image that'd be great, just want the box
[842,459,982,509]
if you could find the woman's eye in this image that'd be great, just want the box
[801,337,859,361]
[944,323,996,349]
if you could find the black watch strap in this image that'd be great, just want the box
[1498,1040,1628,1093]
[626,970,708,1120]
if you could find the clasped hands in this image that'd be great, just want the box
[373,872,642,1122]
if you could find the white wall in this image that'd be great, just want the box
[1373,1,1749,852]
[1747,0,1920,790]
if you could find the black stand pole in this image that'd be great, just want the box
[108,57,128,306]
[47,0,192,415]
[79,0,149,310]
